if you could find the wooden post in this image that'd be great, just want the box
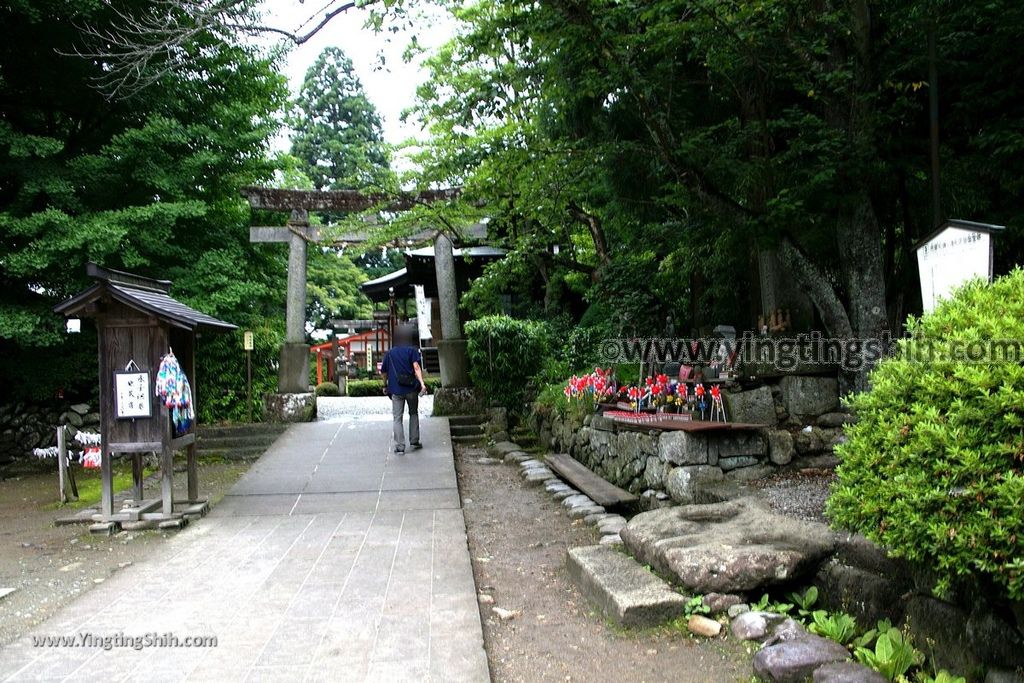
[57,426,68,505]
[161,408,173,516]
[132,453,144,501]
[187,442,198,504]
[100,446,114,518]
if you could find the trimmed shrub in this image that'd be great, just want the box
[346,377,441,397]
[465,315,552,413]
[827,270,1024,601]
[347,379,385,397]
[315,382,340,397]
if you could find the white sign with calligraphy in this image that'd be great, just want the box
[916,224,994,314]
[114,371,152,419]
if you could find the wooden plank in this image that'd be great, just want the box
[170,432,196,449]
[546,453,637,508]
[609,418,767,434]
[108,441,163,453]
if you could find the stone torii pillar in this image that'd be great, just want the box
[249,210,317,393]
[434,233,470,387]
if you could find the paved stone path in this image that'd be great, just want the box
[0,408,489,682]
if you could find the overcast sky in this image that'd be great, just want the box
[255,0,457,163]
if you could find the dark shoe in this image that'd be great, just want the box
[395,447,405,455]
[411,442,423,450]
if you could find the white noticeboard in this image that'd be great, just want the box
[114,371,152,419]
[414,285,432,342]
[916,225,994,314]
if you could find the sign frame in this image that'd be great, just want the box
[113,370,152,420]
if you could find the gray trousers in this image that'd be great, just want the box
[391,391,420,450]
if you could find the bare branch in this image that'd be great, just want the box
[64,0,367,99]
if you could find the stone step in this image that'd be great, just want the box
[197,444,271,460]
[197,423,288,440]
[566,545,688,627]
[197,432,285,449]
[452,434,485,444]
[447,414,488,426]
[450,424,485,437]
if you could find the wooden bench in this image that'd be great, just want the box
[546,453,638,508]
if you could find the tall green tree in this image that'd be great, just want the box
[412,0,1024,388]
[0,0,288,411]
[289,46,392,191]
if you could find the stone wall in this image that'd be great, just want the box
[0,401,100,465]
[531,374,846,508]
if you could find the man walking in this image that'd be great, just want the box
[380,324,427,454]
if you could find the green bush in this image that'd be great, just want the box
[347,379,385,397]
[465,315,552,413]
[346,378,441,397]
[315,382,340,397]
[828,270,1024,601]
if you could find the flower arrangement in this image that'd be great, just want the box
[562,367,617,414]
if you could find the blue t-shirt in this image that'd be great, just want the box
[381,345,422,395]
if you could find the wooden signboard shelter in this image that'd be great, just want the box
[54,263,236,532]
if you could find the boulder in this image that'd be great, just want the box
[702,592,745,614]
[724,386,777,425]
[487,441,521,458]
[726,464,775,482]
[812,662,887,683]
[753,634,850,682]
[967,603,1024,669]
[768,430,795,465]
[719,456,761,472]
[732,611,786,641]
[659,431,711,466]
[905,596,980,676]
[643,456,668,489]
[795,427,826,455]
[664,466,723,504]
[70,403,91,415]
[620,497,835,594]
[817,412,854,428]
[717,431,768,459]
[779,376,839,417]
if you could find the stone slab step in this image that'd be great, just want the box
[197,424,288,439]
[447,414,489,426]
[452,434,485,444]
[450,424,485,437]
[566,545,688,627]
[196,445,272,460]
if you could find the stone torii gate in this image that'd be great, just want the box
[241,186,467,399]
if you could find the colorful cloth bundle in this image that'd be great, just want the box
[156,350,194,434]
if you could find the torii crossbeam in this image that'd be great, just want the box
[240,186,462,396]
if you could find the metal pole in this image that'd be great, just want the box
[246,349,253,423]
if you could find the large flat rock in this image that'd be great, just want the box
[566,545,688,627]
[620,497,835,594]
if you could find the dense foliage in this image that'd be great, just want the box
[828,270,1024,601]
[0,0,288,410]
[465,315,552,413]
[412,0,1024,389]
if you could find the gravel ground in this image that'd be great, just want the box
[316,394,434,420]
[748,467,837,524]
[455,443,751,683]
[0,457,252,646]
